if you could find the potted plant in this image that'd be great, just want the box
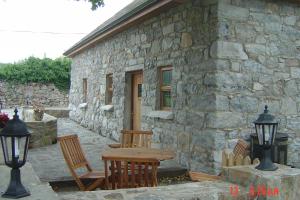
[33,104,45,121]
[0,112,9,129]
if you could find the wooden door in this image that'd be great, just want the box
[131,72,143,130]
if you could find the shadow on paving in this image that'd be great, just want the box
[27,118,114,182]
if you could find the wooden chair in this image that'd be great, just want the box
[108,130,153,148]
[58,134,105,191]
[103,158,160,189]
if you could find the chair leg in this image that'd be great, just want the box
[85,178,105,191]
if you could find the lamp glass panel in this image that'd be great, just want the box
[1,136,28,165]
[255,124,264,145]
[0,136,12,164]
[264,124,270,144]
[15,136,28,164]
[20,136,30,165]
[270,124,277,145]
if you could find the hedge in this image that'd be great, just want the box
[0,57,71,91]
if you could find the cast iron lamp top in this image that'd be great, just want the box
[1,109,29,137]
[254,105,277,125]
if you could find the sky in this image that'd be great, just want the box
[0,0,133,63]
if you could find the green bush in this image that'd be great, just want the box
[0,57,71,91]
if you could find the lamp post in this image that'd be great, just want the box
[0,108,31,198]
[254,105,278,171]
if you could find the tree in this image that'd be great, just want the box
[76,0,104,10]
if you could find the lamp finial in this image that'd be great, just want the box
[13,108,19,119]
[264,105,268,113]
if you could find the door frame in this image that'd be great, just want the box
[131,71,143,130]
[123,70,143,130]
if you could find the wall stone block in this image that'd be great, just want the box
[218,4,249,21]
[206,112,245,129]
[210,41,248,60]
[180,32,192,48]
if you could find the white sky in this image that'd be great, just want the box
[0,0,133,63]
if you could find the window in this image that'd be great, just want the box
[83,78,87,103]
[106,74,113,105]
[160,66,172,110]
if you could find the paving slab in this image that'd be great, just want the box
[0,163,59,200]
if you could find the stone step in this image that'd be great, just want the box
[58,181,251,200]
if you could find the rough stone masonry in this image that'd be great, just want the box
[68,0,300,174]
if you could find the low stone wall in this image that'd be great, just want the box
[223,164,300,199]
[0,80,68,108]
[23,109,57,149]
[44,107,69,118]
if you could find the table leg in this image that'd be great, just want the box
[104,160,109,189]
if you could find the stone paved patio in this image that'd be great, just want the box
[27,118,180,182]
[27,118,112,181]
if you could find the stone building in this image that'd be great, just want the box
[64,0,300,174]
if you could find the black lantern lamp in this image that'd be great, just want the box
[254,105,278,171]
[0,108,31,198]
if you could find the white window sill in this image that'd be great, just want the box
[79,103,88,109]
[146,111,173,120]
[100,105,114,112]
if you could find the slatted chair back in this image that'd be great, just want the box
[120,130,133,148]
[121,130,153,148]
[58,134,104,191]
[103,158,159,189]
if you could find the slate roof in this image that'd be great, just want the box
[63,0,158,56]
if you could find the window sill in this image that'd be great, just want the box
[78,103,88,109]
[100,105,114,112]
[146,111,173,120]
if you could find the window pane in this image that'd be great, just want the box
[106,74,113,105]
[83,79,87,102]
[162,70,172,86]
[162,91,171,108]
[108,76,112,88]
[138,84,142,97]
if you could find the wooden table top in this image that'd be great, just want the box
[101,148,175,161]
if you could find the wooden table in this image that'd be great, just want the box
[102,148,175,161]
[101,148,175,189]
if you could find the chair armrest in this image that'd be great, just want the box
[108,143,122,148]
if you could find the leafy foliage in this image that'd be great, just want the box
[0,57,71,91]
[75,0,104,10]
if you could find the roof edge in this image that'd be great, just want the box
[64,0,186,57]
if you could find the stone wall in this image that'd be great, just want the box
[69,0,219,173]
[210,0,300,169]
[23,108,57,148]
[0,80,69,108]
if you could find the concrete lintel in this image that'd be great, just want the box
[78,103,88,109]
[100,105,114,111]
[146,111,174,120]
